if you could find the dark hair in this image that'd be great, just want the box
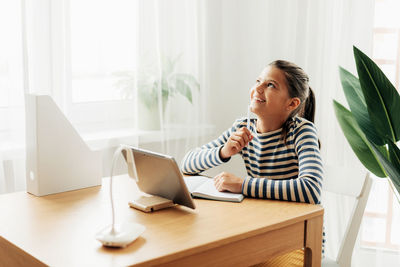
[268,60,317,145]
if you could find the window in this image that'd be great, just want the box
[362,178,399,250]
[0,1,23,108]
[0,0,24,143]
[1,1,141,141]
[69,0,138,103]
[360,0,400,251]
[66,0,139,131]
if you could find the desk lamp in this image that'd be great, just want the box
[96,145,146,248]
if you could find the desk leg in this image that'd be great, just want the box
[304,215,323,267]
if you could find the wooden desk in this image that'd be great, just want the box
[0,175,323,267]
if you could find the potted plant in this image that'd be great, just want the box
[113,54,200,130]
[333,46,400,201]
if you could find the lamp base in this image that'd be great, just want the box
[96,222,145,248]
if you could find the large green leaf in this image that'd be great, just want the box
[388,140,400,167]
[371,141,400,195]
[333,100,386,177]
[353,46,400,142]
[339,67,385,145]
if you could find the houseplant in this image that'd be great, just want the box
[113,54,200,130]
[333,46,400,201]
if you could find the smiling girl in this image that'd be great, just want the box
[181,60,323,205]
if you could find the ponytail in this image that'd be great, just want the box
[301,87,320,148]
[302,87,316,123]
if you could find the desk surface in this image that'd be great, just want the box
[0,175,323,266]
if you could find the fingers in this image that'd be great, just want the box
[237,127,253,143]
[213,173,225,192]
[229,139,241,152]
[213,172,243,193]
[225,127,254,158]
[215,180,224,192]
[231,134,245,148]
[242,127,253,139]
[231,128,253,148]
[233,131,249,145]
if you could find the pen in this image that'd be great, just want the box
[247,104,251,130]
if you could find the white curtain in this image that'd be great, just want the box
[134,0,210,161]
[0,0,210,191]
[0,0,25,193]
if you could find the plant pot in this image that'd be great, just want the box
[138,101,161,130]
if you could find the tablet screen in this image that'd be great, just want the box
[122,146,195,209]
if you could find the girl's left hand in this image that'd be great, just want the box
[214,172,244,193]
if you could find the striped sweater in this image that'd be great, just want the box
[181,116,323,204]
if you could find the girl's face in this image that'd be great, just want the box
[249,66,299,120]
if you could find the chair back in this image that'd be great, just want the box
[323,165,372,267]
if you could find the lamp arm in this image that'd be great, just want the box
[109,145,138,233]
[96,144,145,248]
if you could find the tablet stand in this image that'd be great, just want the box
[122,147,177,213]
[129,195,175,212]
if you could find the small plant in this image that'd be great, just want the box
[333,46,400,201]
[113,54,200,111]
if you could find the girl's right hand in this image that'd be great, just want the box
[220,127,253,159]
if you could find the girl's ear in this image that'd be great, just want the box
[287,97,301,111]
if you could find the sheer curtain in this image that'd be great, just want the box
[135,0,210,161]
[0,0,210,193]
[0,0,25,194]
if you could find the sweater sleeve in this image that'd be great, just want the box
[242,122,323,204]
[181,119,244,174]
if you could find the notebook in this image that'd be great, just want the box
[183,175,244,203]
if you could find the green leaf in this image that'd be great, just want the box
[138,85,158,109]
[353,46,400,142]
[170,73,200,91]
[388,140,400,168]
[175,79,192,103]
[339,67,385,145]
[333,100,386,177]
[161,76,172,95]
[371,141,400,196]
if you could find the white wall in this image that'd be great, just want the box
[200,0,375,178]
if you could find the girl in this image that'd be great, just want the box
[182,60,322,204]
[181,60,323,265]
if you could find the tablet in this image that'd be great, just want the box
[122,146,195,210]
